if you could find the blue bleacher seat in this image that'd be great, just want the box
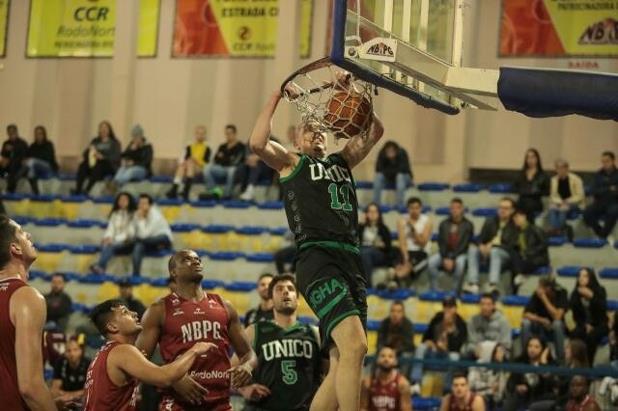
[171,223,201,232]
[573,238,608,248]
[452,183,483,193]
[72,303,92,314]
[607,300,618,311]
[600,268,618,279]
[150,175,173,183]
[37,243,70,252]
[157,198,184,206]
[12,215,33,225]
[512,329,522,338]
[418,290,456,302]
[557,266,581,277]
[59,194,88,203]
[412,397,441,411]
[472,208,497,218]
[532,266,552,275]
[190,200,217,208]
[29,270,48,280]
[246,253,275,263]
[502,295,530,306]
[236,226,268,235]
[67,219,103,228]
[417,182,449,191]
[269,227,288,236]
[430,233,439,242]
[149,278,170,287]
[70,244,100,254]
[414,323,428,334]
[488,183,513,193]
[257,201,284,210]
[434,207,450,216]
[224,281,256,292]
[202,279,225,289]
[298,316,318,325]
[31,194,56,202]
[34,218,65,227]
[378,205,394,213]
[209,251,243,261]
[78,273,110,284]
[356,181,373,189]
[196,249,210,257]
[1,192,28,200]
[222,200,251,209]
[202,224,234,234]
[548,236,568,247]
[460,294,481,304]
[92,196,114,204]
[145,249,173,258]
[367,319,381,331]
[367,288,415,300]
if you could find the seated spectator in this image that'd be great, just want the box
[511,208,549,291]
[547,159,584,239]
[50,338,91,409]
[1,124,28,193]
[514,148,549,222]
[90,192,136,274]
[239,137,276,201]
[394,197,432,286]
[502,336,555,411]
[45,273,73,332]
[439,372,485,411]
[410,297,467,391]
[566,376,601,411]
[428,198,473,292]
[273,230,296,275]
[468,342,508,409]
[117,279,146,320]
[359,203,393,286]
[17,125,58,195]
[465,293,512,357]
[166,125,211,200]
[377,301,415,355]
[360,346,413,411]
[72,120,121,195]
[111,124,153,191]
[243,273,274,327]
[583,151,618,239]
[522,276,568,361]
[201,124,246,200]
[132,194,172,276]
[372,141,413,208]
[569,267,608,363]
[463,197,517,295]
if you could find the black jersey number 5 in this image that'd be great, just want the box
[328,183,353,212]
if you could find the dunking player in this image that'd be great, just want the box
[360,346,412,411]
[0,216,56,410]
[84,300,216,411]
[238,274,322,411]
[137,249,256,411]
[250,82,384,410]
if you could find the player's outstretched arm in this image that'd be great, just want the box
[135,300,164,357]
[225,300,257,388]
[249,90,296,172]
[12,287,57,411]
[340,112,384,169]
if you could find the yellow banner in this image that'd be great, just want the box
[173,0,313,58]
[0,0,9,57]
[27,0,160,58]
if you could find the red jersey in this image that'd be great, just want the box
[83,341,139,411]
[158,292,232,411]
[446,392,478,411]
[0,277,29,411]
[566,395,599,411]
[368,372,402,411]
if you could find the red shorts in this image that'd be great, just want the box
[159,396,232,411]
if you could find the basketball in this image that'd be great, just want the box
[323,90,373,139]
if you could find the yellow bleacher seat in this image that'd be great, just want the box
[160,205,183,224]
[421,372,445,397]
[134,284,168,306]
[9,199,30,216]
[97,282,120,303]
[215,288,253,315]
[56,200,81,220]
[34,251,65,273]
[29,200,56,219]
[502,304,525,329]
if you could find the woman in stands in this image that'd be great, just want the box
[359,202,393,287]
[110,124,153,192]
[569,267,608,363]
[17,125,58,195]
[72,120,121,195]
[514,148,549,222]
[90,192,136,274]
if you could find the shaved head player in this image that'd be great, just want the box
[0,216,56,410]
[249,81,384,411]
[137,249,257,411]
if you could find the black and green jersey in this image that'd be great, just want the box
[280,153,359,250]
[250,320,322,411]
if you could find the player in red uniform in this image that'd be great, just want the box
[137,249,256,411]
[84,299,215,411]
[361,346,412,411]
[440,373,485,411]
[0,216,56,411]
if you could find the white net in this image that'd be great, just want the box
[281,58,374,140]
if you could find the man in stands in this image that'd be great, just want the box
[463,197,517,295]
[84,299,215,410]
[465,292,512,357]
[118,278,146,319]
[50,337,90,408]
[511,208,549,292]
[239,274,322,411]
[137,249,256,410]
[1,124,28,193]
[584,151,618,239]
[201,124,246,200]
[377,300,415,355]
[0,216,56,410]
[361,346,412,411]
[132,193,173,276]
[566,376,601,411]
[244,273,274,327]
[439,373,485,411]
[45,272,73,332]
[372,141,413,208]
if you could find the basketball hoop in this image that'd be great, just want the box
[280,57,374,140]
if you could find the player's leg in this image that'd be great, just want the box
[330,316,367,411]
[310,346,339,411]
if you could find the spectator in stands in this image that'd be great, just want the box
[359,203,393,286]
[239,136,277,201]
[569,267,608,363]
[439,372,485,411]
[377,301,415,354]
[166,125,211,201]
[547,159,585,239]
[394,197,432,286]
[50,338,90,408]
[583,151,618,239]
[428,198,474,292]
[17,125,58,195]
[201,124,246,200]
[1,124,28,193]
[360,346,413,411]
[273,230,296,275]
[117,279,146,319]
[566,376,601,411]
[72,120,121,195]
[45,273,73,332]
[465,293,512,356]
[502,336,555,411]
[464,197,517,295]
[132,194,172,276]
[372,141,413,208]
[468,342,509,409]
[89,192,136,274]
[243,273,274,327]
[410,297,467,392]
[111,124,153,191]
[522,276,568,361]
[511,208,549,292]
[514,148,550,222]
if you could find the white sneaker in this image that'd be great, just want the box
[240,185,255,201]
[410,382,421,396]
[463,283,479,294]
[514,274,527,287]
